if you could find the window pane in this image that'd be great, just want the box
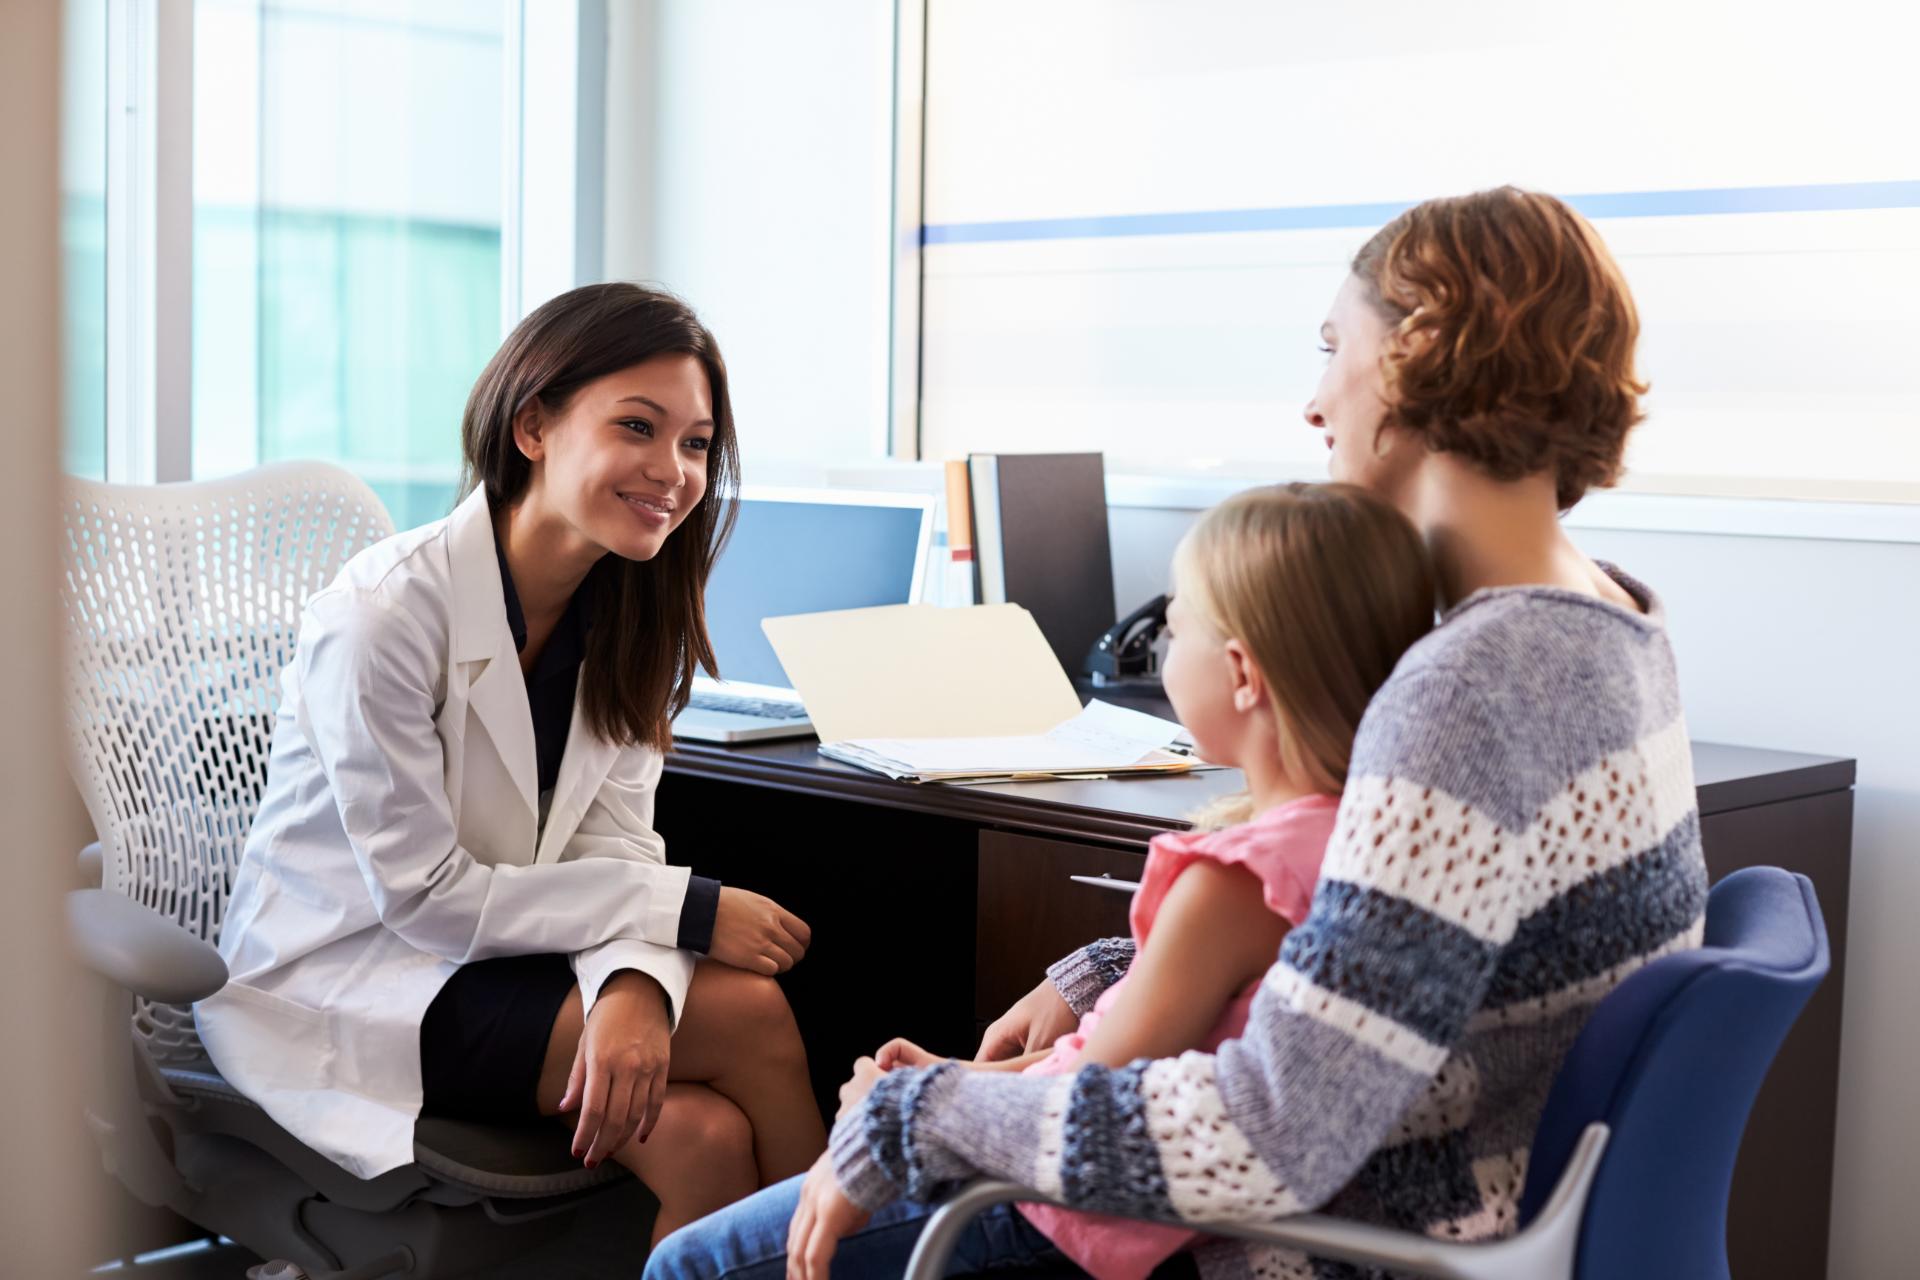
[62,0,107,479]
[919,0,1920,502]
[193,0,507,527]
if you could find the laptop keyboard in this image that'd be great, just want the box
[686,690,812,721]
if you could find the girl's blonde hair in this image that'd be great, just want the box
[1174,483,1435,830]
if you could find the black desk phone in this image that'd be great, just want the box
[1083,593,1169,687]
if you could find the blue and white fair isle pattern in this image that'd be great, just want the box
[830,570,1708,1280]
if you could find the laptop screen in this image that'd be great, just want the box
[701,496,928,689]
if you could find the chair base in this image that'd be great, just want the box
[171,1131,625,1279]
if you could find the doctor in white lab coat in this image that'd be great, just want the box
[197,285,826,1244]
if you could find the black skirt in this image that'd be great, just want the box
[418,953,578,1120]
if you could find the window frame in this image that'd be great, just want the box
[103,0,190,485]
[97,0,600,490]
[886,0,927,464]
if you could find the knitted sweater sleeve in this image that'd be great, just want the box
[831,669,1527,1219]
[1046,936,1136,1016]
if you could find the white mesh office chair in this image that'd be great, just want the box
[61,462,636,1279]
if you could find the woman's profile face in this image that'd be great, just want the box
[521,354,714,563]
[1304,274,1404,496]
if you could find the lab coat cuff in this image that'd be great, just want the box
[572,939,695,1028]
[637,862,695,948]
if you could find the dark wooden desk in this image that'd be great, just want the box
[657,733,1852,1280]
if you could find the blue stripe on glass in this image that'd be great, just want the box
[922,180,1920,246]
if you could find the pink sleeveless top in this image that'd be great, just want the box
[1017,793,1338,1280]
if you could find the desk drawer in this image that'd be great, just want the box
[976,831,1144,1024]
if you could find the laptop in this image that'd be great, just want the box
[672,486,936,744]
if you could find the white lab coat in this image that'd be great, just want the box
[196,487,697,1180]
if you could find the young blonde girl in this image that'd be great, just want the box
[875,481,1434,1280]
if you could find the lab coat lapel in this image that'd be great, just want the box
[534,671,618,864]
[445,488,540,827]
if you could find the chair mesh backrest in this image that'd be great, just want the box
[60,462,394,1062]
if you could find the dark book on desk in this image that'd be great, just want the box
[968,452,1116,675]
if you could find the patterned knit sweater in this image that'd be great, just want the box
[829,568,1708,1279]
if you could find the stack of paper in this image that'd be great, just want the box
[822,700,1194,784]
[760,602,1213,784]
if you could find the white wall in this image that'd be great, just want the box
[2,0,94,1268]
[604,0,896,479]
[1573,525,1918,1280]
[1108,502,1918,1277]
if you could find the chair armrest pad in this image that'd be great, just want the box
[68,889,227,1003]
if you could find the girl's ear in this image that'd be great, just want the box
[1223,637,1267,714]
[511,397,547,462]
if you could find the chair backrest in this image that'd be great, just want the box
[1518,866,1829,1280]
[59,462,394,1061]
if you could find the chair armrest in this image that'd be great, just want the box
[902,1124,1608,1280]
[77,840,103,888]
[68,888,228,1003]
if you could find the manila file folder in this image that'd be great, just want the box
[759,603,1083,744]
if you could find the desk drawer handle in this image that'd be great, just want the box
[1069,874,1141,895]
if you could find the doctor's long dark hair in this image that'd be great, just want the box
[458,283,740,753]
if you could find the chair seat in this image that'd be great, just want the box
[159,1057,630,1200]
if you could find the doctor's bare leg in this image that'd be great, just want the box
[620,1082,760,1245]
[537,961,826,1210]
[657,960,827,1183]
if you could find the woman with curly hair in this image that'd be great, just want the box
[648,187,1708,1280]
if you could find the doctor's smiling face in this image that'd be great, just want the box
[460,282,737,750]
[513,354,714,565]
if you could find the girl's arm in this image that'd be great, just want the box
[873,862,1290,1089]
[972,1048,1055,1072]
[1073,860,1292,1068]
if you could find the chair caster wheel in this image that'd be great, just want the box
[247,1263,311,1280]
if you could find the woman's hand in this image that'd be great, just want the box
[974,976,1077,1062]
[559,970,672,1168]
[787,1151,871,1280]
[709,887,812,975]
[835,1055,885,1121]
[875,1037,948,1071]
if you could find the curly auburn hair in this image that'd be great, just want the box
[1351,187,1648,510]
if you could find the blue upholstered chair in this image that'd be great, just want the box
[907,866,1829,1280]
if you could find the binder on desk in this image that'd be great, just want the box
[759,602,1204,784]
[968,453,1116,674]
[942,459,976,607]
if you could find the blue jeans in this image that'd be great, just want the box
[641,1174,1079,1280]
